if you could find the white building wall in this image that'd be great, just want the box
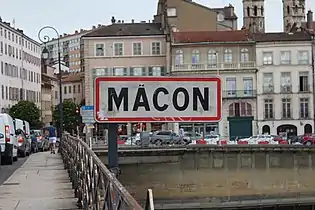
[0,22,41,112]
[256,41,313,135]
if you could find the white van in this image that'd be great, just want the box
[0,113,18,164]
[23,121,31,144]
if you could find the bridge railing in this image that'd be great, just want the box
[60,133,154,210]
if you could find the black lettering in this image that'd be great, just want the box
[172,87,189,111]
[133,87,150,111]
[153,87,169,111]
[108,87,128,111]
[193,87,209,111]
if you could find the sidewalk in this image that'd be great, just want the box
[0,151,78,210]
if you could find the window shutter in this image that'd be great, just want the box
[148,67,153,76]
[123,68,128,76]
[161,66,166,76]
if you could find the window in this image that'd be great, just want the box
[0,41,2,54]
[300,98,309,118]
[299,72,309,92]
[73,85,76,93]
[68,86,72,94]
[263,73,274,93]
[264,99,274,119]
[149,66,165,76]
[174,50,184,68]
[280,51,291,64]
[240,48,249,62]
[64,86,67,94]
[167,8,177,17]
[1,85,3,99]
[114,43,123,56]
[132,42,142,55]
[130,67,145,76]
[1,61,3,74]
[113,67,127,76]
[298,51,309,64]
[223,49,232,62]
[282,98,291,119]
[226,77,236,97]
[254,6,258,16]
[228,102,252,116]
[191,50,201,68]
[93,68,109,76]
[247,7,250,16]
[263,52,273,65]
[151,42,161,55]
[280,72,291,93]
[5,86,7,99]
[243,77,253,96]
[207,49,217,68]
[95,44,104,56]
[78,85,81,93]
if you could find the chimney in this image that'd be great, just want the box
[63,33,67,36]
[226,4,234,17]
[92,25,96,29]
[98,24,102,28]
[111,16,116,24]
[75,30,78,34]
[307,10,313,30]
[118,20,121,23]
[80,29,83,32]
[131,19,134,23]
[122,20,124,23]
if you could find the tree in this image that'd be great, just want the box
[9,100,41,129]
[53,99,81,132]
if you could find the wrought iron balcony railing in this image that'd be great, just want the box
[223,90,257,98]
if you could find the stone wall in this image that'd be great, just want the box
[97,146,315,201]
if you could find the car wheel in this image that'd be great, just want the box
[135,140,141,146]
[305,141,312,146]
[13,155,17,162]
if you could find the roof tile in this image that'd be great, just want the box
[251,31,312,42]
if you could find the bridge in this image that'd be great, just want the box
[2,134,315,209]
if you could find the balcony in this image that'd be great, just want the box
[171,61,256,72]
[223,90,257,99]
[262,85,274,94]
[280,85,292,93]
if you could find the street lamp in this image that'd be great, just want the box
[38,26,64,136]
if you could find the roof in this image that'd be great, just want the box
[61,72,84,83]
[172,30,250,44]
[82,23,164,37]
[251,31,312,42]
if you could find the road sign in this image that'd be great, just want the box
[94,77,221,123]
[81,105,95,124]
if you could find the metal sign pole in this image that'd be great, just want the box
[108,123,119,175]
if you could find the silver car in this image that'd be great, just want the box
[150,130,183,145]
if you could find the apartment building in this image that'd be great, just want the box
[61,72,84,105]
[253,31,313,136]
[82,20,167,134]
[170,30,257,138]
[0,18,41,113]
[43,27,98,72]
[154,0,238,32]
[41,65,57,126]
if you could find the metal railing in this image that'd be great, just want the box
[222,90,257,98]
[60,133,154,210]
[171,61,256,71]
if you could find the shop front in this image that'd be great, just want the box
[179,123,219,136]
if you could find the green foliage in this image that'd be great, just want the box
[9,100,41,129]
[52,99,81,132]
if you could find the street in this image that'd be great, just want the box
[0,156,28,185]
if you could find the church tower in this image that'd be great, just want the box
[243,0,265,33]
[283,0,306,32]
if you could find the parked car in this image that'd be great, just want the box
[301,134,315,146]
[30,129,49,152]
[150,130,183,145]
[183,132,203,144]
[0,113,18,164]
[16,128,31,157]
[23,120,31,145]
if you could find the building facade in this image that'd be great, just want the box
[82,21,167,134]
[0,18,41,113]
[61,72,85,105]
[154,0,238,32]
[170,30,257,138]
[41,65,57,126]
[253,32,313,136]
[43,27,97,72]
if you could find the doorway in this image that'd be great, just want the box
[304,124,312,134]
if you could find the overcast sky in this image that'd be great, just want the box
[0,0,314,41]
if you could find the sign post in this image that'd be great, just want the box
[81,106,95,148]
[94,76,221,172]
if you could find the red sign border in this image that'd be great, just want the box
[94,77,221,123]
